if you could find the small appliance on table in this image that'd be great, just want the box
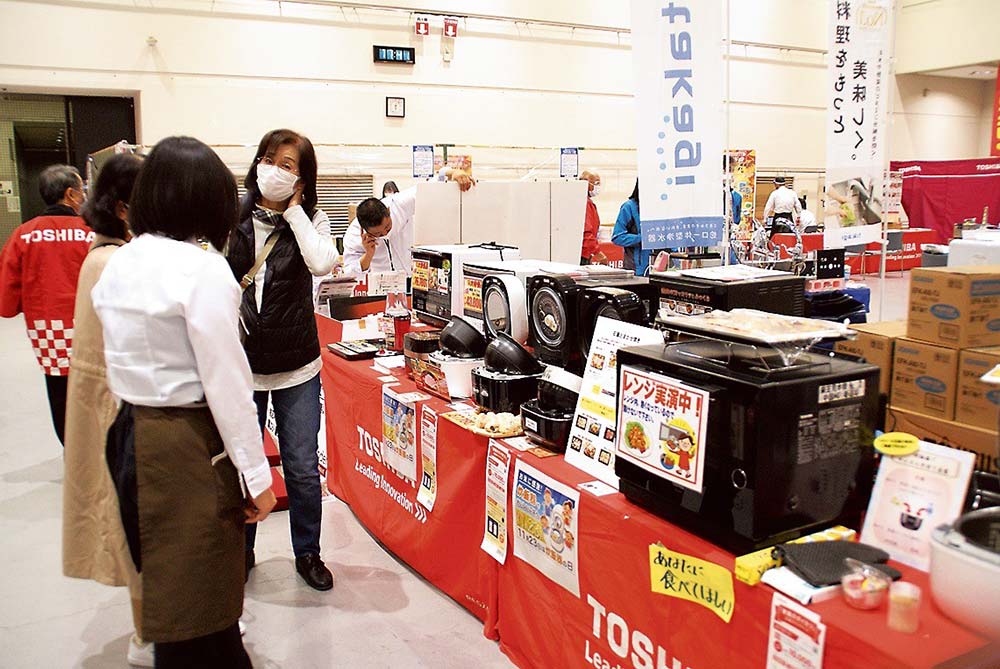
[472,332,545,414]
[521,366,584,452]
[614,309,879,554]
[411,243,520,326]
[415,316,486,400]
[650,265,806,321]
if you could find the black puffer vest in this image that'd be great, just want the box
[227,215,320,375]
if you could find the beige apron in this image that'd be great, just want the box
[133,404,245,643]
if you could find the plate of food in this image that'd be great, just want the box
[620,420,652,459]
[658,308,851,344]
[442,410,523,438]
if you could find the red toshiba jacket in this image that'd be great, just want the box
[0,206,94,376]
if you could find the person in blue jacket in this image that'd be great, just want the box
[612,180,655,276]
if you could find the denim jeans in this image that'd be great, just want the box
[246,374,322,557]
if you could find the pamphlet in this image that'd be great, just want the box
[564,318,663,488]
[513,460,581,596]
[766,593,826,669]
[481,440,511,564]
[416,406,438,511]
[381,386,427,483]
[615,365,710,494]
[861,440,975,571]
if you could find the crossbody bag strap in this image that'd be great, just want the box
[240,232,281,291]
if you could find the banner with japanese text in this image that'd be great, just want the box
[991,74,1000,157]
[631,0,726,249]
[824,0,894,247]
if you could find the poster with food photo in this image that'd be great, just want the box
[381,386,426,483]
[513,460,581,596]
[615,365,710,494]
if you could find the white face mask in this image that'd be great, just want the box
[256,163,299,202]
[590,183,601,198]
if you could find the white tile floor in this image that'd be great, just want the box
[0,274,912,668]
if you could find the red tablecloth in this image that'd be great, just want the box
[772,228,937,274]
[319,349,993,668]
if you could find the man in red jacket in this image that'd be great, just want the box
[0,165,93,445]
[580,170,608,265]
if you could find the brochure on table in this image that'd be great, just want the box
[481,440,511,564]
[861,440,975,571]
[766,593,827,669]
[564,318,663,488]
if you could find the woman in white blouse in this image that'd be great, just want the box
[92,136,275,667]
[226,129,339,591]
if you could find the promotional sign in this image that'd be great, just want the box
[883,169,903,225]
[481,440,511,564]
[861,440,975,570]
[513,460,581,596]
[616,365,710,494]
[559,147,580,179]
[766,593,827,669]
[631,0,726,249]
[565,318,664,488]
[823,0,894,246]
[381,386,426,483]
[991,73,1000,157]
[412,144,434,178]
[648,544,735,623]
[434,154,473,176]
[727,149,757,230]
[417,405,439,511]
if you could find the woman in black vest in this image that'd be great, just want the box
[227,129,339,591]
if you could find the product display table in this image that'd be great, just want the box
[773,228,937,274]
[319,346,993,668]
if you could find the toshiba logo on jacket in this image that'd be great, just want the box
[20,228,95,245]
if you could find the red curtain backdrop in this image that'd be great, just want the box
[889,158,1000,243]
[991,75,1000,157]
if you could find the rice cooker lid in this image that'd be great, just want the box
[932,508,1000,568]
[404,330,442,354]
[483,274,524,338]
[541,365,583,394]
[532,285,569,348]
[473,366,542,382]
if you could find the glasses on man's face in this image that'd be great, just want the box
[259,155,300,176]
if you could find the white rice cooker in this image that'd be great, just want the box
[930,507,1000,640]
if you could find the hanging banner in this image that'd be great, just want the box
[631,0,726,249]
[727,149,757,236]
[481,439,511,564]
[513,460,581,596]
[823,0,894,246]
[416,405,438,511]
[565,318,664,488]
[991,74,1000,157]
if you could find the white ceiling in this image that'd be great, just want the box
[924,62,998,80]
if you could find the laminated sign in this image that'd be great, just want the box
[630,0,726,248]
[513,461,581,596]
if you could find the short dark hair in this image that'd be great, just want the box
[382,180,399,197]
[129,136,238,251]
[81,154,143,240]
[775,176,787,185]
[240,129,318,221]
[39,164,81,206]
[357,197,389,231]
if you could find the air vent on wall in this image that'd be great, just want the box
[237,174,375,238]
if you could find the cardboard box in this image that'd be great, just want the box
[890,338,959,420]
[886,405,998,475]
[907,266,1000,349]
[956,347,1000,430]
[835,320,907,395]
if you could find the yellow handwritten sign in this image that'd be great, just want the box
[648,544,735,623]
[874,432,919,457]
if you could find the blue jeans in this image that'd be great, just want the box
[246,374,322,557]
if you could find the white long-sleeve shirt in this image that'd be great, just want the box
[764,186,802,218]
[91,233,272,498]
[341,186,417,277]
[249,204,339,391]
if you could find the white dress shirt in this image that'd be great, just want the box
[764,186,802,217]
[341,186,417,277]
[91,234,272,499]
[249,204,339,392]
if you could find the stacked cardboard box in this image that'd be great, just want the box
[885,266,1000,472]
[834,320,907,396]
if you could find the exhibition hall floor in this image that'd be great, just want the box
[0,274,909,668]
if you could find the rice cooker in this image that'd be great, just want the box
[415,316,486,401]
[576,286,650,361]
[411,244,520,326]
[472,332,545,414]
[521,366,583,452]
[930,507,1000,640]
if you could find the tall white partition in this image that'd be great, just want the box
[549,180,589,264]
[413,182,462,246]
[461,181,552,259]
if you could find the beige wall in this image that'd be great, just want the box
[0,0,991,227]
[896,0,1000,75]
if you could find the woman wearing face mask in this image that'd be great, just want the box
[227,129,339,592]
[61,153,152,667]
[579,170,608,265]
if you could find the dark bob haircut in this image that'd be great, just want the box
[240,128,318,221]
[81,153,143,240]
[39,164,82,206]
[356,197,390,231]
[129,136,238,251]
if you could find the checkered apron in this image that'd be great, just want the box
[26,318,73,376]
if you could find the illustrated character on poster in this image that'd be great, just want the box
[891,492,934,531]
[564,530,575,550]
[543,488,555,518]
[540,514,550,538]
[660,417,697,479]
[561,500,574,528]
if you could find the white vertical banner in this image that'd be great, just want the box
[823,0,894,247]
[631,0,726,249]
